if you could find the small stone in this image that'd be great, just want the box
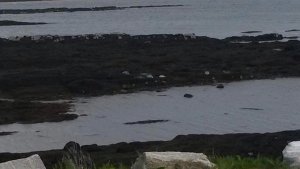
[184,94,193,98]
[204,71,210,75]
[216,84,224,89]
[120,89,127,93]
[122,84,129,89]
[140,73,154,79]
[273,48,283,52]
[122,71,130,75]
[222,70,231,74]
[159,75,166,78]
[146,74,154,79]
[80,114,88,117]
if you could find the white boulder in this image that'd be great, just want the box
[283,141,300,168]
[0,154,46,169]
[131,152,215,169]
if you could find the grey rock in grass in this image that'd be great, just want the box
[283,141,300,168]
[0,154,46,169]
[131,152,215,169]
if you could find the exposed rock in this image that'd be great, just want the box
[216,84,224,89]
[137,73,154,79]
[0,20,47,26]
[0,33,299,101]
[241,31,262,34]
[63,141,81,152]
[240,107,264,111]
[184,94,193,98]
[285,36,299,40]
[80,114,88,117]
[0,155,46,169]
[0,131,17,136]
[283,141,300,168]
[273,48,283,52]
[224,33,283,42]
[0,100,77,125]
[124,120,170,125]
[285,29,300,32]
[122,71,131,76]
[63,142,94,169]
[159,75,166,78]
[131,152,215,169]
[0,5,183,15]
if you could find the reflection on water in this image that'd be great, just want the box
[0,78,300,153]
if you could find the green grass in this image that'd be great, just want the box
[211,156,290,169]
[53,163,128,169]
[53,155,290,169]
[53,159,128,169]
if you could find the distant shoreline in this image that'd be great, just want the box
[0,0,51,2]
[1,130,300,168]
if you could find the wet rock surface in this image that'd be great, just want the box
[0,5,183,15]
[0,100,77,125]
[0,34,299,100]
[241,31,262,34]
[0,131,17,136]
[184,94,193,98]
[285,29,300,32]
[0,33,299,125]
[216,84,224,89]
[224,33,284,42]
[124,120,170,125]
[1,130,300,168]
[0,20,47,26]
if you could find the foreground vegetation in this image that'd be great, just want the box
[212,156,290,169]
[53,156,290,169]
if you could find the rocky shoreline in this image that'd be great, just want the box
[0,33,299,124]
[1,130,300,168]
[1,33,299,100]
[0,34,299,168]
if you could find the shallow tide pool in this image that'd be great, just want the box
[0,78,299,153]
